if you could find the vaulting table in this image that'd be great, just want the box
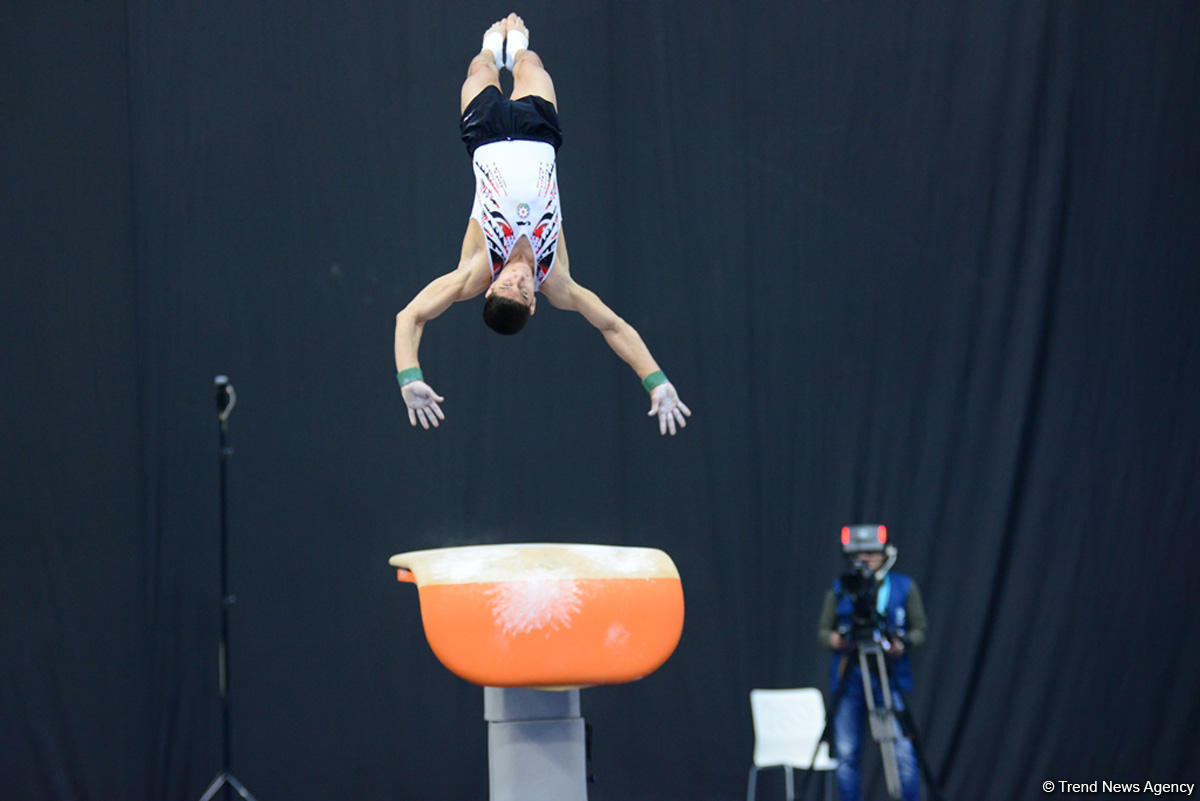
[389,543,685,801]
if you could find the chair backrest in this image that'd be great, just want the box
[749,688,837,770]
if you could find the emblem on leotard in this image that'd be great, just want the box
[516,202,530,219]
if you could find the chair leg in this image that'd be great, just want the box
[785,766,794,801]
[746,766,757,801]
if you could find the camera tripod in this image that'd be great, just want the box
[846,638,905,800]
[800,633,944,801]
[195,377,260,801]
[795,630,906,801]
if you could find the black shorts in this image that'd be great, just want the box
[460,86,563,158]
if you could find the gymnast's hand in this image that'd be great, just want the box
[648,382,691,436]
[401,380,446,430]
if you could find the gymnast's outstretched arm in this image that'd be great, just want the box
[393,222,492,429]
[540,235,692,436]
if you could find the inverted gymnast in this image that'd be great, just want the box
[393,13,691,435]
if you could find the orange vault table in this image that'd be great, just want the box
[389,543,685,801]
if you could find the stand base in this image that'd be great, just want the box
[484,687,587,801]
[197,772,259,801]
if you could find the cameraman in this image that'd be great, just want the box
[816,528,927,801]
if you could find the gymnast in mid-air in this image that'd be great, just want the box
[393,13,691,435]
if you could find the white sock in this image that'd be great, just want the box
[482,30,504,70]
[504,29,529,71]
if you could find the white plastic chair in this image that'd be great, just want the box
[747,688,838,801]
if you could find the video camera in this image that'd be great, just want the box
[837,524,899,647]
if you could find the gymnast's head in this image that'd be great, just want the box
[483,259,537,335]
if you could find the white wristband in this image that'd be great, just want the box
[482,31,504,69]
[504,29,529,71]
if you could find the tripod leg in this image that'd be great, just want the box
[224,774,259,801]
[876,719,903,800]
[861,648,903,800]
[796,660,853,801]
[892,690,945,801]
[197,773,227,801]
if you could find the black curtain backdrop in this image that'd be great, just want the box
[3,2,1198,800]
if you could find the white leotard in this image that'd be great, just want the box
[469,140,562,289]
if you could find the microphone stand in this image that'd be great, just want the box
[197,376,259,801]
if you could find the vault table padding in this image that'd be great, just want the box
[389,543,685,688]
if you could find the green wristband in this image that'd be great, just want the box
[641,370,668,393]
[396,367,424,387]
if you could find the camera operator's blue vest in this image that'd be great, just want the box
[830,572,915,693]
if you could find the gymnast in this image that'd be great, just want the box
[393,13,691,435]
